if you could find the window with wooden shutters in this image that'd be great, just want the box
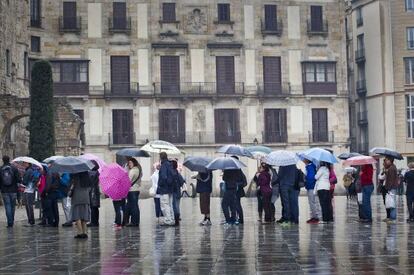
[63,2,77,29]
[159,109,185,143]
[111,56,130,95]
[160,56,180,94]
[312,108,328,142]
[310,6,323,32]
[264,109,287,143]
[113,2,127,30]
[112,109,134,145]
[263,57,282,94]
[264,5,277,31]
[215,109,240,143]
[216,56,235,94]
[162,3,176,22]
[73,109,85,146]
[30,0,41,27]
[217,4,230,22]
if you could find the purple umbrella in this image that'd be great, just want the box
[79,153,106,173]
[99,163,131,200]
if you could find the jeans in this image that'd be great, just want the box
[90,206,99,225]
[318,190,333,222]
[44,195,59,226]
[235,195,244,223]
[113,199,126,226]
[362,184,374,220]
[2,193,17,226]
[24,192,35,225]
[126,191,140,225]
[388,189,397,220]
[62,197,71,223]
[221,189,237,223]
[307,189,320,220]
[280,185,299,223]
[160,194,175,225]
[154,198,163,218]
[407,191,414,219]
[172,192,181,218]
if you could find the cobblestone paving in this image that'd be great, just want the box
[0,196,413,274]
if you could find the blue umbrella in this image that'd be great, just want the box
[217,145,254,158]
[116,148,150,158]
[206,157,246,170]
[183,156,213,172]
[300,148,338,164]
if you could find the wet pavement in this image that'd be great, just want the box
[1,195,414,274]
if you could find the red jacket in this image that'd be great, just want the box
[360,165,373,186]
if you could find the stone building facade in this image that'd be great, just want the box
[346,0,414,166]
[29,0,350,186]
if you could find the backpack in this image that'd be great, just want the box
[1,166,13,187]
[295,169,305,190]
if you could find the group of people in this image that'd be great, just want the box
[1,152,414,236]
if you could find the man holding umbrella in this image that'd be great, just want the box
[157,152,175,226]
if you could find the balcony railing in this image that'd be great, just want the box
[262,131,287,144]
[215,131,241,144]
[356,79,367,96]
[257,82,289,96]
[53,82,89,96]
[307,20,328,36]
[30,18,41,28]
[108,17,131,34]
[261,19,283,36]
[308,131,334,144]
[59,16,81,33]
[104,82,139,98]
[109,132,136,146]
[355,49,365,63]
[357,111,368,125]
[153,82,245,96]
[159,132,186,144]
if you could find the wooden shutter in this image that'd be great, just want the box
[215,109,239,143]
[264,5,277,31]
[218,4,230,21]
[216,56,235,94]
[264,109,287,143]
[63,2,76,29]
[310,6,323,32]
[263,57,282,94]
[111,56,130,94]
[163,3,176,22]
[160,56,180,94]
[159,109,185,143]
[113,110,133,144]
[312,109,328,142]
[113,2,126,29]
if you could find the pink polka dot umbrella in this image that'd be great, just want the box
[99,163,131,200]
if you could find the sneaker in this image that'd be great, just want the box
[306,218,314,224]
[276,218,286,224]
[200,219,212,226]
[382,218,390,222]
[114,224,123,229]
[386,220,396,225]
[309,219,320,224]
[62,222,73,227]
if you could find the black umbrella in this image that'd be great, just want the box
[183,156,213,172]
[337,152,362,160]
[116,148,150,158]
[49,156,95,173]
[206,157,246,170]
[370,147,403,160]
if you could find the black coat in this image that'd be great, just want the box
[89,170,100,208]
[0,163,21,193]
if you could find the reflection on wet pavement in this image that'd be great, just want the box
[1,196,414,274]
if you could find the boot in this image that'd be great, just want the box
[174,214,180,226]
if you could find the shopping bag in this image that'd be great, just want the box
[385,192,396,209]
[357,192,363,204]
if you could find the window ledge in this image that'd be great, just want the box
[213,20,234,25]
[159,20,180,24]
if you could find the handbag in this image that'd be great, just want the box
[385,192,395,209]
[357,192,363,204]
[149,186,156,197]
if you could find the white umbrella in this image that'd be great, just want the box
[264,150,298,166]
[12,156,43,169]
[140,140,181,155]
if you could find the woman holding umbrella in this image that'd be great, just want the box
[379,157,399,224]
[196,171,213,226]
[125,158,142,227]
[315,162,333,223]
[69,172,92,239]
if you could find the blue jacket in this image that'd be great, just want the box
[305,163,317,190]
[196,172,213,193]
[277,165,297,187]
[172,169,185,195]
[157,160,173,195]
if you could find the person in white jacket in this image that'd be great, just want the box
[314,162,333,223]
[150,164,163,221]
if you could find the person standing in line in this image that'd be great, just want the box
[277,164,299,225]
[359,164,374,223]
[379,157,399,224]
[256,165,272,224]
[157,152,175,226]
[196,170,213,226]
[221,169,239,225]
[328,163,337,217]
[60,173,73,227]
[43,169,61,227]
[69,172,92,238]
[22,162,40,226]
[269,165,279,222]
[404,163,414,223]
[38,165,48,225]
[88,161,100,227]
[171,159,185,226]
[0,156,21,228]
[303,159,320,224]
[314,162,333,223]
[150,164,163,221]
[125,158,142,227]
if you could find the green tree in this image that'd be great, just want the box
[29,60,55,161]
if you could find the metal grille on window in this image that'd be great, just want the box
[264,5,277,31]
